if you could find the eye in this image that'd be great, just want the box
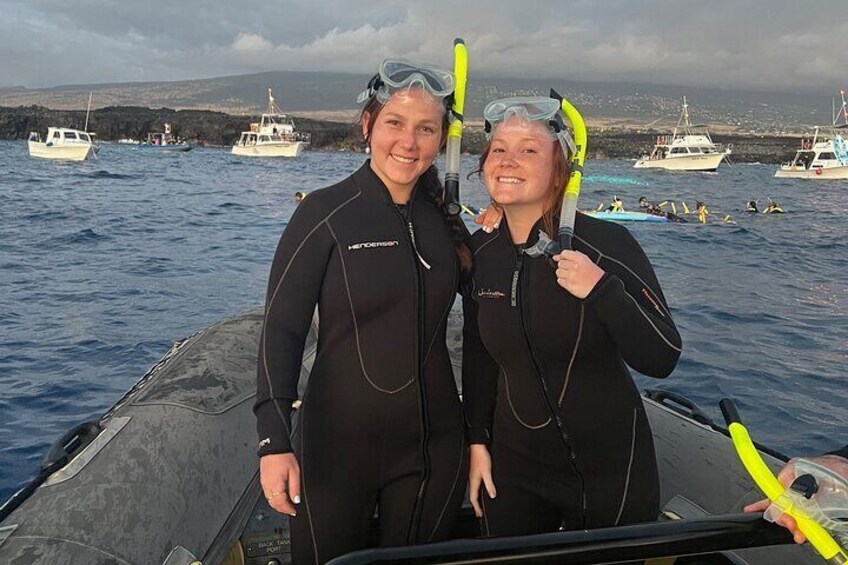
[385,118,402,127]
[419,125,436,134]
[490,147,505,154]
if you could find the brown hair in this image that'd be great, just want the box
[476,133,570,237]
[358,85,473,282]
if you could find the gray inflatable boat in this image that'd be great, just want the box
[0,309,824,564]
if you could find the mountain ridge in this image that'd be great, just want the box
[0,70,841,134]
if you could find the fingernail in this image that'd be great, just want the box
[289,512,297,517]
[294,495,301,504]
[483,226,492,233]
[493,223,500,229]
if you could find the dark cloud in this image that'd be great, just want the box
[1,0,846,92]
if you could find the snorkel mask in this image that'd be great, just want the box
[484,93,587,257]
[483,96,577,159]
[357,59,456,105]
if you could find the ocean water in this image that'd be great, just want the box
[1,141,846,502]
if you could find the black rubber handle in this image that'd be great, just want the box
[42,420,102,471]
[645,389,714,426]
[0,419,102,523]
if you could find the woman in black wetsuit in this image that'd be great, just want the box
[463,96,683,536]
[254,59,471,564]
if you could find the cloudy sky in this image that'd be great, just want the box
[2,0,846,93]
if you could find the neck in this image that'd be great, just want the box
[503,203,544,244]
[369,161,414,204]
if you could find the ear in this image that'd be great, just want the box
[361,112,371,141]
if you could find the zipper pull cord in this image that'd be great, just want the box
[407,221,432,270]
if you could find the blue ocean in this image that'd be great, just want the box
[1,141,846,502]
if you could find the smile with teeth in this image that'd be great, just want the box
[497,176,523,184]
[391,153,417,164]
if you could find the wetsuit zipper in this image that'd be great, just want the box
[512,251,589,528]
[396,205,430,543]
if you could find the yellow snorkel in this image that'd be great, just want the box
[720,399,848,564]
[443,38,467,216]
[550,89,587,251]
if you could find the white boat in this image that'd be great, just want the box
[775,90,848,180]
[27,92,99,162]
[27,128,99,161]
[231,88,310,158]
[634,96,731,171]
[139,123,193,152]
[116,138,140,145]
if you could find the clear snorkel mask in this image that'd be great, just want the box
[483,96,577,158]
[357,59,456,105]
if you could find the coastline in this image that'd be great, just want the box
[1,105,803,163]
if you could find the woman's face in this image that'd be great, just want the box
[483,117,557,209]
[364,89,444,197]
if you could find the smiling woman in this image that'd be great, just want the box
[254,57,473,564]
[463,95,682,537]
[362,89,445,202]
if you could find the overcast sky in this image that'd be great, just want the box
[2,0,846,93]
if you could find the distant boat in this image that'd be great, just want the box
[139,122,193,152]
[231,88,310,158]
[27,92,99,162]
[116,138,140,145]
[634,97,731,172]
[774,90,848,180]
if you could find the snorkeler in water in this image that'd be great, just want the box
[763,199,784,214]
[639,196,687,223]
[606,195,624,212]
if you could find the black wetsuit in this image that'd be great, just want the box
[255,163,467,564]
[463,213,682,536]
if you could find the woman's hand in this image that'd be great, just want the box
[553,250,605,299]
[469,444,496,518]
[260,452,302,517]
[474,203,503,233]
[744,454,848,544]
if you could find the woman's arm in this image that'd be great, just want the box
[462,291,501,516]
[461,292,499,446]
[582,229,682,378]
[254,196,334,456]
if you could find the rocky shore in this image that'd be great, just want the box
[1,105,801,163]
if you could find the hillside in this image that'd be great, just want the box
[0,71,840,135]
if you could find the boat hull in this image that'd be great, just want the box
[0,311,269,564]
[634,153,727,171]
[231,141,307,158]
[0,310,818,564]
[139,143,193,152]
[774,165,848,179]
[27,141,97,162]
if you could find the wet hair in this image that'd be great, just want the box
[358,82,473,282]
[475,130,570,238]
